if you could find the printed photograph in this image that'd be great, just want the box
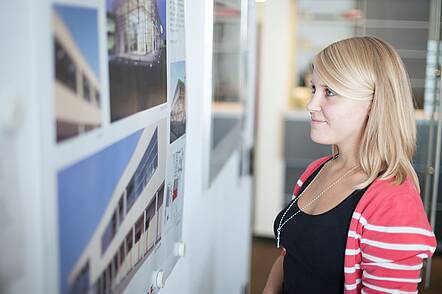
[53,5,101,143]
[165,147,185,226]
[107,0,167,122]
[169,61,186,143]
[57,120,166,294]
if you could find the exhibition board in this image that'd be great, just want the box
[48,0,187,293]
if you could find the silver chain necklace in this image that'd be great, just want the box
[276,156,359,248]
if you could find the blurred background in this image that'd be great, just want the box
[216,0,442,293]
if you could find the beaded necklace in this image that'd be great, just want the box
[276,156,358,248]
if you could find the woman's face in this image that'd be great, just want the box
[307,70,372,146]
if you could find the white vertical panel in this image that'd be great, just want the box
[0,0,48,293]
[254,0,296,237]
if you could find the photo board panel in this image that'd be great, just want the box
[51,0,186,293]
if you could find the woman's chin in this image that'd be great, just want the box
[310,133,331,145]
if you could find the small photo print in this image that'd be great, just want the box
[106,0,167,122]
[53,4,101,143]
[169,61,186,144]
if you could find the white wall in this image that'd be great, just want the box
[254,0,296,237]
[161,1,252,293]
[0,0,49,293]
[163,151,252,294]
[0,0,253,293]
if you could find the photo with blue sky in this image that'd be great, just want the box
[170,61,185,95]
[54,4,100,78]
[57,129,142,294]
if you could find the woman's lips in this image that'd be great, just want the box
[311,119,327,124]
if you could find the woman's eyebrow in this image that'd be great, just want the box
[310,81,328,87]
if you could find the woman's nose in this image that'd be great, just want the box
[306,94,322,112]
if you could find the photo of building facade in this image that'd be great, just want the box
[169,80,185,143]
[107,0,167,122]
[53,5,102,143]
[57,120,167,294]
[169,61,186,143]
[108,0,163,61]
[71,184,164,294]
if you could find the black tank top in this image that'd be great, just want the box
[273,157,371,294]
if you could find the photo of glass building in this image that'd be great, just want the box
[108,0,163,61]
[107,0,167,122]
[169,61,186,143]
[170,80,186,143]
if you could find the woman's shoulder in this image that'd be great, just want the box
[353,175,436,258]
[355,175,429,225]
[362,175,420,204]
[292,155,333,195]
[304,155,333,175]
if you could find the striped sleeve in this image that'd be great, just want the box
[359,192,437,293]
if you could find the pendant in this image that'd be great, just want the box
[276,228,281,248]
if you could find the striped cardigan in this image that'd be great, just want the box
[284,155,437,293]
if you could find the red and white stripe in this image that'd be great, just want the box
[293,155,438,294]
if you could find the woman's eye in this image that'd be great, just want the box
[311,86,316,94]
[325,88,336,97]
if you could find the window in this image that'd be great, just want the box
[54,39,77,92]
[124,128,159,214]
[101,221,113,255]
[126,179,136,212]
[113,253,119,278]
[102,271,107,294]
[95,276,101,294]
[95,90,101,107]
[126,230,133,252]
[134,214,144,243]
[111,212,117,237]
[118,195,125,226]
[69,261,90,294]
[145,199,156,232]
[83,75,91,102]
[101,208,119,255]
[157,184,164,207]
[119,242,125,266]
[107,263,113,288]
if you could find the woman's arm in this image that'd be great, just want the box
[358,193,437,293]
[262,254,284,294]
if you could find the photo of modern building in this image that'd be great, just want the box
[107,0,167,122]
[57,120,167,294]
[169,61,186,143]
[53,5,101,143]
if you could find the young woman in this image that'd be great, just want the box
[264,37,437,294]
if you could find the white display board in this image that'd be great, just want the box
[47,0,186,293]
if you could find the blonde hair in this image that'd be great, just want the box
[313,36,420,193]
